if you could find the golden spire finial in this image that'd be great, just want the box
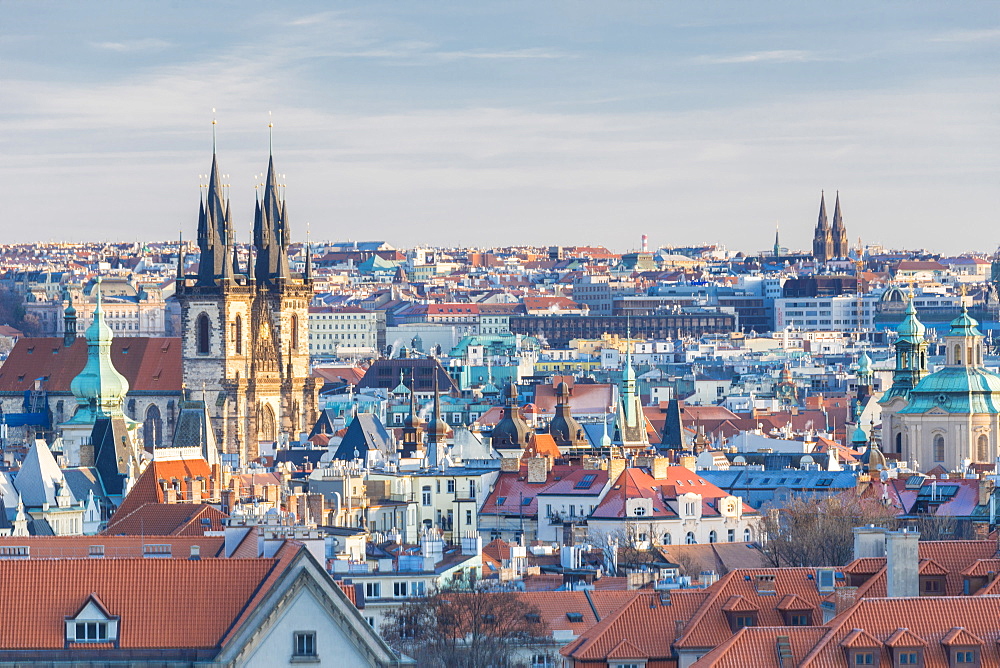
[268,111,273,155]
[211,108,217,153]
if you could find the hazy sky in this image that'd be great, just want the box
[3,1,999,253]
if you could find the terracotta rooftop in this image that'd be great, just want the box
[0,336,182,394]
[103,503,228,536]
[0,547,295,650]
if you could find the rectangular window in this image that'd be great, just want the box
[466,510,473,525]
[365,582,381,598]
[394,581,408,597]
[854,653,874,665]
[422,486,431,506]
[293,631,316,657]
[447,480,456,493]
[899,653,919,665]
[74,622,108,642]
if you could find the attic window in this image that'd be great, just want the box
[496,497,507,505]
[26,346,34,354]
[566,612,584,623]
[17,375,25,382]
[121,346,129,354]
[525,613,541,623]
[522,497,532,505]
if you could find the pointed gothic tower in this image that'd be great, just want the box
[831,192,848,259]
[176,123,319,464]
[812,191,833,263]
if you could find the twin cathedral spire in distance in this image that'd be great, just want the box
[191,116,299,288]
[811,190,849,263]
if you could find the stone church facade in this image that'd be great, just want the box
[175,148,320,463]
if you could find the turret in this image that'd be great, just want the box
[63,291,77,347]
[883,297,929,401]
[67,278,130,421]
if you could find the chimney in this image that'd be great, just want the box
[500,457,521,473]
[308,494,325,525]
[885,529,920,597]
[78,441,95,468]
[679,455,697,472]
[634,455,654,471]
[527,457,549,484]
[979,478,995,508]
[821,586,857,623]
[608,457,627,484]
[189,545,201,560]
[652,457,670,480]
[852,525,887,559]
[190,477,204,504]
[583,457,601,470]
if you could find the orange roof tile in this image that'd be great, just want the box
[0,555,281,649]
[103,503,228,536]
[799,597,1000,667]
[0,534,225,558]
[692,626,828,668]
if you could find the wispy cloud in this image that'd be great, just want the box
[91,38,171,53]
[696,50,818,65]
[931,28,1000,43]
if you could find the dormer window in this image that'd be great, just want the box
[65,594,119,646]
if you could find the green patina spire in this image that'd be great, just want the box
[67,277,130,423]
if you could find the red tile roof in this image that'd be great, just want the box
[0,337,182,393]
[0,534,225,558]
[110,458,215,521]
[799,597,1000,667]
[0,551,286,649]
[692,626,829,668]
[103,503,228,536]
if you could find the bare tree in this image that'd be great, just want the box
[380,584,554,668]
[760,494,899,567]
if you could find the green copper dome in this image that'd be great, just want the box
[898,366,1000,415]
[896,298,925,341]
[68,278,129,421]
[948,305,983,337]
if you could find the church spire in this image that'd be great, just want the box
[831,191,848,259]
[196,117,230,286]
[254,118,291,284]
[812,191,833,264]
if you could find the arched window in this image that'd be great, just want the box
[291,314,299,351]
[977,434,989,463]
[235,315,243,355]
[933,435,945,462]
[662,533,672,545]
[258,403,277,442]
[685,531,696,545]
[895,432,902,454]
[744,528,752,542]
[144,404,163,447]
[709,530,717,544]
[196,313,210,355]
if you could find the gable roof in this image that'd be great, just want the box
[0,550,280,650]
[0,337,182,394]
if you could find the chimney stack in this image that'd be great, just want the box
[885,529,920,598]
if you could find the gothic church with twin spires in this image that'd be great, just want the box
[175,139,320,463]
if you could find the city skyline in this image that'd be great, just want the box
[4,1,999,253]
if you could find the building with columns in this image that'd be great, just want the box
[881,302,1000,471]
[174,144,320,464]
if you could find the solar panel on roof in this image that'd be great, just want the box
[575,474,598,490]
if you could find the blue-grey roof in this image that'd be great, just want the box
[333,413,393,461]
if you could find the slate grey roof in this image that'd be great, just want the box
[333,413,393,461]
[14,440,71,508]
